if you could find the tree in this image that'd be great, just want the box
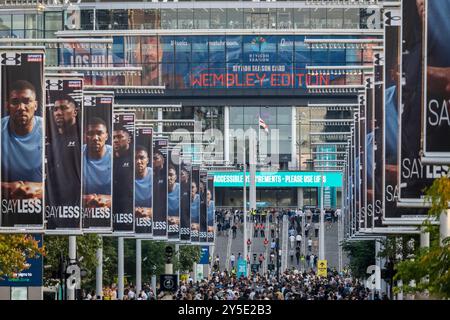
[43,235,101,288]
[0,234,45,279]
[176,245,201,273]
[394,175,450,299]
[341,239,375,279]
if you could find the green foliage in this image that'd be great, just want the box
[0,234,44,279]
[176,245,201,272]
[341,240,375,279]
[394,175,450,299]
[43,234,101,287]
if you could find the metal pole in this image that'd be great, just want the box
[118,237,124,300]
[319,172,325,261]
[136,239,142,295]
[151,275,157,300]
[440,210,450,246]
[68,236,76,300]
[96,236,103,300]
[243,146,248,274]
[420,228,430,248]
[175,243,180,285]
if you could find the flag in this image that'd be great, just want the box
[259,117,269,133]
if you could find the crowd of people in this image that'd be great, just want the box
[170,269,385,300]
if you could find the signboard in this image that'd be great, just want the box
[196,264,203,280]
[152,138,168,239]
[422,0,450,162]
[134,127,153,236]
[1,49,45,230]
[81,92,113,232]
[199,246,209,265]
[112,113,135,234]
[212,171,342,188]
[0,234,43,287]
[45,75,83,233]
[179,160,191,242]
[167,149,180,241]
[160,274,178,293]
[236,258,247,278]
[317,259,327,277]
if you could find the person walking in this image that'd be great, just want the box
[260,223,265,238]
[296,234,302,247]
[307,238,312,252]
[230,253,236,269]
[295,250,301,265]
[232,224,237,239]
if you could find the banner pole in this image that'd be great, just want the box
[118,237,124,300]
[68,236,76,300]
[96,236,103,300]
[136,239,142,295]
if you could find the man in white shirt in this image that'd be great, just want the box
[296,234,302,247]
[289,234,295,249]
[307,238,312,252]
[230,253,236,269]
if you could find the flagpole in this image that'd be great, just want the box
[258,115,261,163]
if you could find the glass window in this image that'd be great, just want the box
[95,10,110,30]
[267,8,277,29]
[243,106,260,125]
[277,107,292,124]
[343,8,359,29]
[161,9,177,29]
[12,14,24,31]
[194,8,209,29]
[80,9,94,30]
[277,8,292,29]
[294,8,310,29]
[192,36,208,63]
[243,9,253,29]
[160,36,175,63]
[112,36,124,66]
[227,8,243,29]
[278,36,294,63]
[259,106,276,125]
[111,10,127,29]
[124,36,141,64]
[226,35,242,63]
[294,36,310,63]
[141,63,160,86]
[25,14,37,30]
[230,106,244,124]
[178,9,193,30]
[45,12,62,31]
[141,36,161,64]
[209,35,225,63]
[210,9,226,29]
[174,36,191,63]
[327,8,343,29]
[311,8,327,29]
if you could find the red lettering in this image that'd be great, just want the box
[255,73,266,86]
[320,74,330,85]
[202,74,210,86]
[227,73,235,87]
[245,73,256,87]
[281,74,291,87]
[191,75,202,87]
[296,73,304,87]
[213,74,225,86]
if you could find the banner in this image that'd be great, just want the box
[359,92,366,230]
[422,0,450,161]
[168,149,180,241]
[135,127,153,236]
[113,113,135,234]
[354,111,360,234]
[373,51,384,228]
[365,76,374,229]
[207,175,215,243]
[199,170,208,244]
[45,76,83,232]
[179,160,191,242]
[82,92,113,232]
[152,137,168,239]
[1,50,45,230]
[398,0,447,204]
[190,166,200,243]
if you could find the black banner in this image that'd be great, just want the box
[190,166,200,243]
[113,113,135,233]
[179,160,191,242]
[82,93,113,232]
[45,76,83,232]
[207,175,215,243]
[399,0,446,203]
[423,0,450,158]
[153,137,168,239]
[359,92,366,230]
[168,149,180,241]
[365,76,374,229]
[199,170,208,243]
[135,127,153,236]
[374,52,384,228]
[354,112,360,234]
[1,50,45,229]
